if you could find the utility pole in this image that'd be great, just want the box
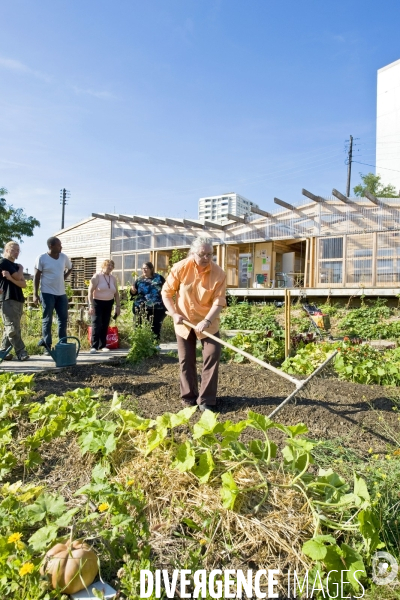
[60,188,70,229]
[346,135,353,197]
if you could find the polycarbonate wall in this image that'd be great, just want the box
[317,231,400,286]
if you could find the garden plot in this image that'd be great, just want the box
[34,356,399,455]
[1,298,400,599]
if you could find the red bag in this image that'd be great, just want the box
[88,326,119,349]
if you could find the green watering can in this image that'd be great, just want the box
[46,337,80,367]
[0,346,12,364]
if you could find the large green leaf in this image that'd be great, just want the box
[285,423,309,437]
[249,439,277,460]
[220,472,239,510]
[28,525,58,551]
[169,406,197,428]
[353,475,370,506]
[302,535,336,561]
[172,442,196,473]
[193,411,218,439]
[118,410,155,431]
[27,493,66,523]
[192,450,215,483]
[358,508,384,554]
[146,429,167,454]
[247,411,275,432]
[341,544,366,592]
[55,507,79,528]
[0,448,17,479]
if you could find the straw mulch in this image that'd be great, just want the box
[113,432,314,593]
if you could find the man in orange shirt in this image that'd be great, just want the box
[162,236,226,412]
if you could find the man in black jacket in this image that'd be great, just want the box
[0,241,29,361]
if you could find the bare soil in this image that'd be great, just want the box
[33,354,400,456]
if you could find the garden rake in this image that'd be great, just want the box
[181,319,338,419]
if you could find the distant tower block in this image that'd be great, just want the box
[198,192,259,221]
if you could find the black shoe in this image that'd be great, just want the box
[198,404,217,413]
[2,353,13,361]
[37,339,45,347]
[181,399,197,408]
[17,350,30,361]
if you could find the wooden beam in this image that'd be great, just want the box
[251,205,305,235]
[92,212,115,221]
[302,189,324,203]
[362,190,391,208]
[364,190,379,205]
[131,215,150,224]
[203,220,224,230]
[274,197,295,211]
[104,213,118,221]
[274,197,329,229]
[148,216,167,225]
[332,188,356,205]
[226,213,246,223]
[251,206,274,218]
[165,217,184,227]
[117,214,136,223]
[183,218,205,229]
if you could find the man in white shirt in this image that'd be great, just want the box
[33,237,72,351]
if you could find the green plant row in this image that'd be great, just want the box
[282,341,400,386]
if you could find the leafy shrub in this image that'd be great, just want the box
[335,344,400,385]
[220,302,282,332]
[317,301,340,316]
[282,344,332,376]
[160,315,176,343]
[126,310,158,364]
[22,279,33,299]
[221,331,285,363]
[283,341,400,386]
[338,299,393,339]
[290,314,310,333]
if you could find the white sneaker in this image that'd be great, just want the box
[101,347,110,352]
[90,348,97,354]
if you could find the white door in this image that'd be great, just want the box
[282,252,295,287]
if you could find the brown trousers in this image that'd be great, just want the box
[176,329,221,406]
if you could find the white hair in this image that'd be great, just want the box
[189,236,214,256]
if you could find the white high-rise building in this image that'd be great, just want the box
[376,58,400,194]
[198,193,258,221]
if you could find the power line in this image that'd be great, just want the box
[352,160,400,174]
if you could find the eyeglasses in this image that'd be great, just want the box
[196,252,213,258]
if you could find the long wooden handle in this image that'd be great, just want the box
[180,318,300,386]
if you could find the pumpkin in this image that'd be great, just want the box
[40,540,99,594]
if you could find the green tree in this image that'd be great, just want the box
[353,173,399,198]
[168,248,187,271]
[0,188,40,248]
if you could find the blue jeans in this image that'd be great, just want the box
[40,293,69,348]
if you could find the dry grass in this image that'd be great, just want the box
[113,432,314,593]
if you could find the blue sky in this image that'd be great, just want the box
[1,0,399,271]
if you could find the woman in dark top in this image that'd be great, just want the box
[130,262,166,340]
[0,241,29,361]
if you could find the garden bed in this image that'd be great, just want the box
[33,355,399,456]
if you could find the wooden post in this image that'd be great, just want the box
[285,289,291,358]
[304,237,309,287]
[372,232,377,287]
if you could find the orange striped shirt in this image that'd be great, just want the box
[162,257,226,339]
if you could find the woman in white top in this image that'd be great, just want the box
[88,259,120,353]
